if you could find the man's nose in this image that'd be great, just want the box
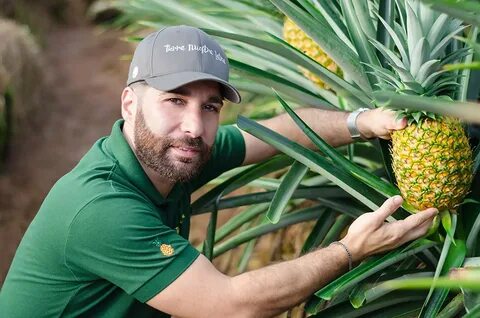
[180,108,204,138]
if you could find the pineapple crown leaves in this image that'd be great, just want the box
[394,109,439,125]
[376,95,455,125]
[366,0,468,100]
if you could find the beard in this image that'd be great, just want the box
[133,107,212,183]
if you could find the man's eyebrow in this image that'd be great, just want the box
[161,87,224,105]
[207,96,224,105]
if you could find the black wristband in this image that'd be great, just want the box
[330,241,353,271]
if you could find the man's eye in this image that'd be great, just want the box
[204,104,219,113]
[168,98,184,105]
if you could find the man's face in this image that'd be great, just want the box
[133,80,223,183]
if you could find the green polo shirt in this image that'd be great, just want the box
[0,120,245,317]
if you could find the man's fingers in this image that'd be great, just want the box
[383,109,406,130]
[374,195,404,221]
[402,208,438,229]
[402,217,435,242]
[393,117,407,130]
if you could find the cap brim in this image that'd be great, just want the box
[144,72,241,104]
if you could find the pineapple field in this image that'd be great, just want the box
[98,0,480,316]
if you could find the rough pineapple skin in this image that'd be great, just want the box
[283,18,342,88]
[391,117,473,211]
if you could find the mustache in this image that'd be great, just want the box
[168,136,207,150]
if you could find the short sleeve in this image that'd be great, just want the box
[190,125,245,191]
[65,193,200,303]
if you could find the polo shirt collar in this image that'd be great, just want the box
[106,119,180,206]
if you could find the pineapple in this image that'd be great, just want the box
[283,17,342,89]
[391,117,472,210]
[369,0,474,211]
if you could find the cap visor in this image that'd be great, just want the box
[145,72,241,104]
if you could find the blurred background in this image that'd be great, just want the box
[0,0,135,283]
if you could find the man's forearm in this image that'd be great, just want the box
[241,108,357,165]
[265,108,352,148]
[230,243,350,318]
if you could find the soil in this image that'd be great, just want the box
[0,23,132,283]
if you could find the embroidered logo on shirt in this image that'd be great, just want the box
[160,244,175,256]
[152,238,175,256]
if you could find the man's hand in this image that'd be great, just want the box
[340,195,438,262]
[357,108,407,140]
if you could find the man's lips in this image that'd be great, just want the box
[170,145,201,158]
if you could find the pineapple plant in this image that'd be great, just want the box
[283,17,342,89]
[367,1,474,212]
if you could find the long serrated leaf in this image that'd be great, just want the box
[311,291,426,317]
[269,0,372,92]
[315,239,437,300]
[237,116,387,210]
[353,0,377,39]
[366,63,403,88]
[266,161,309,223]
[320,214,352,248]
[202,28,372,108]
[375,11,410,67]
[431,26,468,60]
[349,269,432,309]
[310,0,355,51]
[195,186,367,217]
[459,28,479,102]
[301,209,336,254]
[192,155,293,213]
[411,38,430,78]
[374,92,480,123]
[406,1,424,63]
[420,216,466,318]
[422,215,457,308]
[229,59,334,108]
[464,303,480,318]
[359,271,435,308]
[416,59,440,83]
[213,205,327,257]
[420,0,480,27]
[441,210,456,245]
[340,0,381,86]
[436,293,465,318]
[466,208,480,257]
[196,203,269,251]
[370,38,406,68]
[426,13,450,48]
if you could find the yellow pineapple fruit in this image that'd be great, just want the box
[283,18,342,89]
[391,117,473,211]
[369,1,475,212]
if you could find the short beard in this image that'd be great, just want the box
[133,107,212,183]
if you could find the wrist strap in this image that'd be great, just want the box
[330,241,353,271]
[346,108,369,141]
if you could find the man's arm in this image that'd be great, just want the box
[147,196,437,318]
[241,108,406,166]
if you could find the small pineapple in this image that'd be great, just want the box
[370,0,474,211]
[283,18,342,89]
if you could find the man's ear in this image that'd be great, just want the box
[121,86,138,124]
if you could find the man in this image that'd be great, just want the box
[0,25,437,317]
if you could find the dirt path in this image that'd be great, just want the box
[0,24,131,283]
